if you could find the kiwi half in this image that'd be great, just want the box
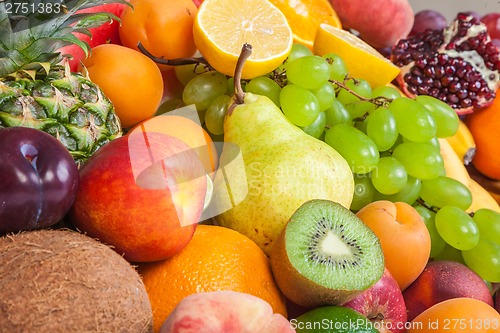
[270,199,384,308]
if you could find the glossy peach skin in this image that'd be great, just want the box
[403,260,494,321]
[356,201,431,290]
[69,132,207,262]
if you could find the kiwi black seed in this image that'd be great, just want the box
[0,228,153,332]
[269,199,385,308]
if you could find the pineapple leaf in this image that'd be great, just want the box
[0,0,130,77]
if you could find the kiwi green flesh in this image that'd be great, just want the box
[285,200,384,292]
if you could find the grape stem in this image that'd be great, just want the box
[330,77,394,109]
[137,42,211,67]
[416,198,475,217]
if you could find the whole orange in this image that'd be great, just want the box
[138,224,287,332]
[80,44,164,129]
[129,114,219,175]
[407,297,500,333]
[119,0,197,70]
[466,93,500,180]
[356,200,431,291]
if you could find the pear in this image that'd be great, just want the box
[211,44,354,255]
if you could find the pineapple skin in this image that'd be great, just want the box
[0,64,122,165]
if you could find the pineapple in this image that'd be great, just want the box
[0,0,127,165]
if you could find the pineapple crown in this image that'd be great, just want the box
[0,0,129,78]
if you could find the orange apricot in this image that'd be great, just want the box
[407,297,500,333]
[356,200,431,290]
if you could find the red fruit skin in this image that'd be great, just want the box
[69,132,207,263]
[481,13,500,40]
[343,268,407,333]
[192,0,203,7]
[59,3,127,72]
[495,290,500,313]
[329,0,414,49]
[403,260,494,321]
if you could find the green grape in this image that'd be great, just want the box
[286,55,331,90]
[312,82,336,111]
[472,208,500,244]
[371,156,407,195]
[366,107,398,152]
[323,53,348,82]
[336,78,374,119]
[462,239,500,282]
[420,176,473,210]
[435,206,480,251]
[415,95,459,138]
[246,76,281,107]
[301,112,326,139]
[285,43,313,64]
[174,63,209,86]
[371,85,402,99]
[392,142,445,180]
[155,98,184,115]
[389,97,437,143]
[376,176,421,205]
[351,173,377,211]
[325,100,351,126]
[413,204,446,258]
[433,243,465,264]
[403,135,441,150]
[324,124,379,174]
[205,95,231,135]
[183,71,228,111]
[354,118,368,133]
[280,84,320,127]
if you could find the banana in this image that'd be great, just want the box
[466,178,500,214]
[439,138,500,213]
[438,138,471,188]
[446,119,476,165]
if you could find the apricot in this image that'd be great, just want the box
[407,297,500,333]
[356,201,431,290]
[403,260,494,321]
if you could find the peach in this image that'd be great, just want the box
[329,0,414,49]
[159,291,295,333]
[356,201,431,290]
[403,260,494,321]
[69,131,208,262]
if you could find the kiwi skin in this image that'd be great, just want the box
[269,199,384,308]
[0,229,153,332]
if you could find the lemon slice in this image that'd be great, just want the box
[313,23,400,88]
[269,0,342,49]
[193,0,293,79]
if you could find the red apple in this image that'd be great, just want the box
[403,260,494,321]
[159,291,294,333]
[69,131,208,262]
[342,268,407,333]
[59,3,128,72]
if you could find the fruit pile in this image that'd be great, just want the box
[1,0,500,332]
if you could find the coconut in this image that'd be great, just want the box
[0,229,153,332]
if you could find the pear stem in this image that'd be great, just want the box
[233,43,252,105]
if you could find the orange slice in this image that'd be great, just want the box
[193,0,293,79]
[313,23,400,88]
[269,0,342,49]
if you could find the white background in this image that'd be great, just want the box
[408,0,500,21]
